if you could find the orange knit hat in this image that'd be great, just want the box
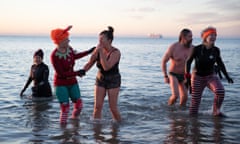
[201,27,217,39]
[51,25,72,44]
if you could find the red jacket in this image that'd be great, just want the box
[51,47,89,86]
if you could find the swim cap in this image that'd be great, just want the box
[201,27,217,40]
[50,25,72,44]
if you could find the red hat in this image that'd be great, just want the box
[50,25,72,44]
[201,27,217,40]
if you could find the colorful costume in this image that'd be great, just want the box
[51,46,90,123]
[50,26,94,124]
[186,44,232,115]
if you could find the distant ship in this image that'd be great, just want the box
[148,33,163,39]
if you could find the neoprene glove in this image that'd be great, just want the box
[20,88,25,96]
[77,69,86,77]
[226,77,234,84]
[87,47,96,54]
[184,77,191,89]
[184,73,192,94]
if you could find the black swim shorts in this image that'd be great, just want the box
[95,73,121,89]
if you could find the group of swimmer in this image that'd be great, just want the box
[20,25,233,125]
[162,27,233,116]
[20,26,121,125]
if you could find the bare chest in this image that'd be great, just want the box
[172,48,190,62]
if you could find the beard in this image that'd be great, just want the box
[184,40,192,48]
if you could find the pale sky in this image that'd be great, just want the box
[1,0,240,38]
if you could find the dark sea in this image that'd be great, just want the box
[0,35,239,144]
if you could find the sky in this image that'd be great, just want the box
[1,0,240,38]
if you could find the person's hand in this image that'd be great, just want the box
[184,73,191,88]
[184,77,190,88]
[164,76,169,83]
[20,89,25,97]
[96,43,105,50]
[184,77,192,94]
[226,77,234,84]
[97,43,106,56]
[87,46,96,54]
[77,69,86,77]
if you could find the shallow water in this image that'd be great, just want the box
[0,36,240,143]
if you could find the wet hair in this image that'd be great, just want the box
[100,26,114,41]
[178,28,191,42]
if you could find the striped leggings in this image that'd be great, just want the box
[190,74,225,115]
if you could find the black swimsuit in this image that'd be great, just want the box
[95,49,121,89]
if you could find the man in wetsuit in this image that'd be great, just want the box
[20,49,52,97]
[161,29,193,106]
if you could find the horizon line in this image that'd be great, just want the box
[0,33,240,39]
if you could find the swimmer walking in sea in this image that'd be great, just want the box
[161,28,193,106]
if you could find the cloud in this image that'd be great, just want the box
[129,15,145,20]
[126,7,156,13]
[206,0,240,12]
[125,7,156,20]
[138,7,156,12]
[179,12,240,25]
[177,0,240,25]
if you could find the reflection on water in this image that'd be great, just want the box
[59,119,81,144]
[93,122,120,143]
[188,116,225,143]
[164,110,231,144]
[23,100,52,143]
[190,119,202,143]
[163,106,189,143]
[212,117,224,143]
[165,113,189,143]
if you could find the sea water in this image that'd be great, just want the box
[0,35,240,143]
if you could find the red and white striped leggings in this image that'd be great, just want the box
[190,74,225,115]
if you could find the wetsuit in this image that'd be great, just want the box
[186,44,230,115]
[23,63,52,97]
[95,48,121,89]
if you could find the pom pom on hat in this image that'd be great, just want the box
[50,25,72,44]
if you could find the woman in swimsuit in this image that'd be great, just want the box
[83,26,122,122]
